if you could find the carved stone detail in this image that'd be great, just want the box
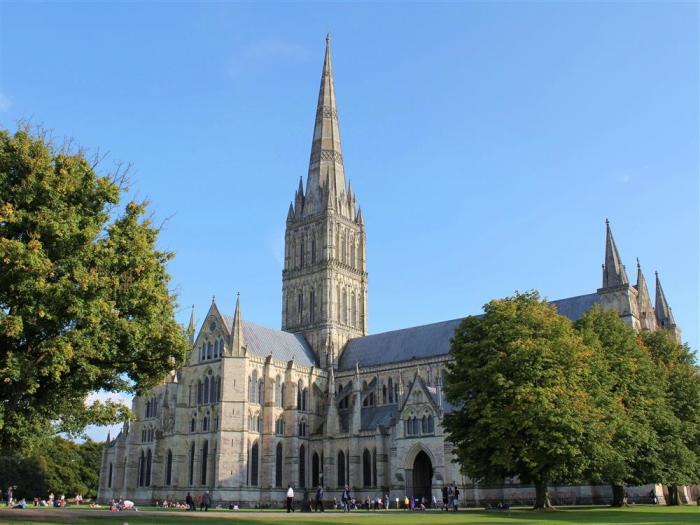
[310,149,343,165]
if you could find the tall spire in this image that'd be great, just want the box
[602,219,629,288]
[635,259,656,330]
[186,304,196,343]
[654,272,675,328]
[305,33,346,209]
[231,292,245,356]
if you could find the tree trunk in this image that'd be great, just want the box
[611,484,625,507]
[533,478,552,510]
[667,485,679,506]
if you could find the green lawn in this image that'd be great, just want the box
[0,506,698,525]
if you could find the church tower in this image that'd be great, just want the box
[282,35,368,367]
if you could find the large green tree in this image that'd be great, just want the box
[443,291,606,509]
[0,128,189,453]
[575,307,665,506]
[641,331,700,505]
[0,437,103,499]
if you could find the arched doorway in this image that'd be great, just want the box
[412,450,433,502]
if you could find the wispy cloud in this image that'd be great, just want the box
[229,37,309,79]
[0,93,11,112]
[86,390,132,408]
[618,174,631,184]
[240,37,309,62]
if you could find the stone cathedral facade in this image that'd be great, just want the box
[98,37,683,507]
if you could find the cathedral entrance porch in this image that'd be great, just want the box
[408,450,433,503]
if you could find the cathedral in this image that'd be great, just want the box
[97,36,683,507]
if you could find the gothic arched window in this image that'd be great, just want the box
[312,452,320,487]
[189,442,195,485]
[341,232,347,263]
[299,235,305,268]
[351,291,356,327]
[350,235,355,268]
[382,384,387,404]
[275,376,282,408]
[298,292,303,324]
[138,450,145,487]
[299,444,306,488]
[251,370,258,403]
[165,450,173,486]
[372,448,378,487]
[388,378,394,403]
[201,440,208,485]
[250,441,259,486]
[275,442,283,487]
[342,288,347,324]
[336,284,341,322]
[275,416,285,435]
[146,448,152,486]
[203,376,210,404]
[362,448,371,487]
[311,238,316,265]
[207,341,212,360]
[310,289,315,323]
[337,450,346,488]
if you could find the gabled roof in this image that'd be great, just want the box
[338,318,463,371]
[221,315,318,367]
[338,293,604,371]
[549,293,602,321]
[361,405,398,431]
[399,371,441,416]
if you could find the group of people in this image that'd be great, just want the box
[108,498,136,511]
[282,483,461,512]
[441,483,461,511]
[1,488,85,509]
[184,491,211,511]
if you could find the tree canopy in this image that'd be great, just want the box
[575,307,665,505]
[444,291,700,508]
[641,331,700,504]
[0,436,103,499]
[443,291,605,508]
[0,127,189,453]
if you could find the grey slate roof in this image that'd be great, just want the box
[338,293,603,371]
[338,318,463,371]
[222,315,317,367]
[549,293,602,321]
[361,405,398,431]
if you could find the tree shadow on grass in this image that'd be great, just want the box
[489,505,699,525]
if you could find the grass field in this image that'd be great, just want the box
[0,505,698,525]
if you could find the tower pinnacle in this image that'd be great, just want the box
[635,260,656,330]
[602,220,629,288]
[186,304,196,343]
[654,272,676,329]
[231,292,245,356]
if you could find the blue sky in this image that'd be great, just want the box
[1,1,698,441]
